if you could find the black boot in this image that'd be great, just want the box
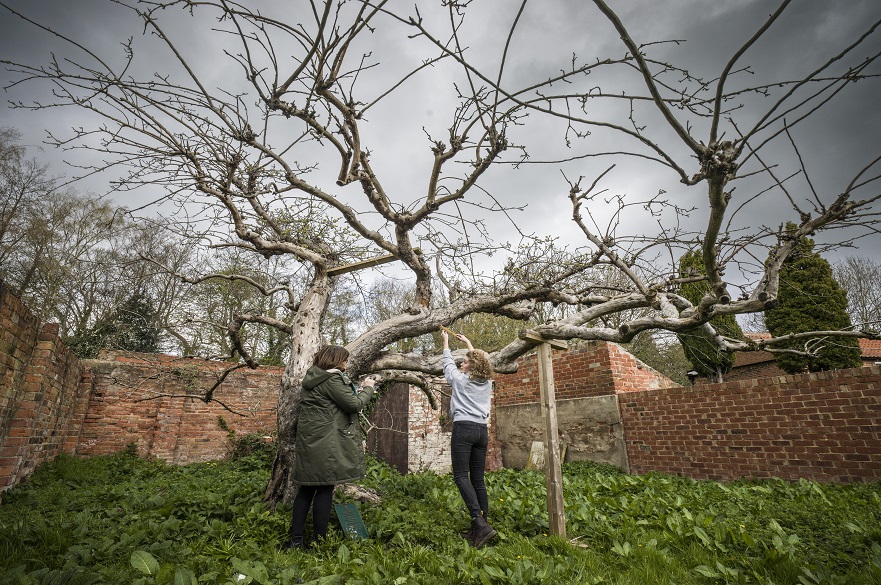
[460,510,488,542]
[469,515,497,548]
[287,535,305,550]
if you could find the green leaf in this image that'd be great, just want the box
[693,526,712,547]
[337,544,351,563]
[175,567,198,585]
[694,565,720,578]
[612,540,632,557]
[130,550,160,575]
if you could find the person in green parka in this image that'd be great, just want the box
[288,345,375,549]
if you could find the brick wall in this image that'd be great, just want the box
[495,341,676,406]
[0,282,87,493]
[620,366,881,482]
[725,360,781,382]
[76,351,280,463]
[493,341,674,471]
[5,279,881,492]
[0,281,39,460]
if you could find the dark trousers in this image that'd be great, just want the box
[290,484,335,540]
[451,421,489,519]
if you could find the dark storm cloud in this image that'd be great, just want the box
[1,0,879,268]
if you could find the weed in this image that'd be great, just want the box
[0,453,878,584]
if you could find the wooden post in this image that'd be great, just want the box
[521,331,568,538]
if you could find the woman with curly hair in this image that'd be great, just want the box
[440,329,497,548]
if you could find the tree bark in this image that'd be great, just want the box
[264,271,333,505]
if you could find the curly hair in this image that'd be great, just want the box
[467,349,494,381]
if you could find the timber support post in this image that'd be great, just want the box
[520,330,568,538]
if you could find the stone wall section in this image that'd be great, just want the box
[493,341,674,471]
[495,395,627,470]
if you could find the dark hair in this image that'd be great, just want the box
[313,345,349,370]
[467,349,494,381]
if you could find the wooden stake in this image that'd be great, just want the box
[326,254,399,276]
[536,340,567,538]
[326,248,422,277]
[519,330,568,350]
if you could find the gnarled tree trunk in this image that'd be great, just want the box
[264,273,332,505]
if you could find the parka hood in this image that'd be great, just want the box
[302,365,340,390]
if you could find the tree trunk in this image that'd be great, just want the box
[263,271,332,505]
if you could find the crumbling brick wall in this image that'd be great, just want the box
[494,341,676,406]
[493,342,675,470]
[76,351,281,463]
[1,282,87,493]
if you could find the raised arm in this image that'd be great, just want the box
[455,333,475,351]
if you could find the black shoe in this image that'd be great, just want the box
[469,516,497,549]
[287,535,305,550]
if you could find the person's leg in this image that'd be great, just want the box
[466,424,495,548]
[469,424,489,518]
[310,485,335,540]
[289,485,317,548]
[451,422,482,518]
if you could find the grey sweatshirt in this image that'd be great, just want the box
[443,349,493,424]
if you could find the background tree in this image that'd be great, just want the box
[66,291,162,358]
[623,331,692,387]
[4,1,880,504]
[1,130,198,356]
[676,250,745,382]
[765,227,862,373]
[833,256,881,331]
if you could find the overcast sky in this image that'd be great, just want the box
[2,0,880,285]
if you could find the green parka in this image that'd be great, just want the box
[292,366,375,486]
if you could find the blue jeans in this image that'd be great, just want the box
[451,421,489,519]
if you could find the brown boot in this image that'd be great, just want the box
[469,515,497,548]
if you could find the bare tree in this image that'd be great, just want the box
[3,0,880,503]
[833,256,881,330]
[1,130,202,354]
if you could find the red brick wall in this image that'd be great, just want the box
[607,342,680,393]
[76,351,281,463]
[495,341,676,406]
[2,276,284,495]
[620,366,881,482]
[1,283,87,493]
[5,279,881,491]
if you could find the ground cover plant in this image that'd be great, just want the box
[1,448,879,585]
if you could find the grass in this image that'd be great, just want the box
[0,449,879,584]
